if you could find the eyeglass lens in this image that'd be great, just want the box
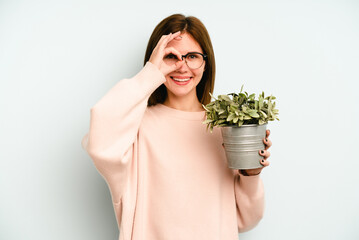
[163,53,205,69]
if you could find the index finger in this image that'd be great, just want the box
[266,129,270,138]
[164,31,182,45]
[171,31,181,38]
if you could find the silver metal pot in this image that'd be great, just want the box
[221,124,267,169]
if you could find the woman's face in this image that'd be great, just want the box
[163,33,205,101]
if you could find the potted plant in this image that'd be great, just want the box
[203,86,279,169]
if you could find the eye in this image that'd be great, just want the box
[165,54,177,59]
[187,54,198,59]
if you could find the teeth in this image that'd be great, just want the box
[173,77,190,82]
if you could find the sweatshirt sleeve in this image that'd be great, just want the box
[81,62,166,204]
[234,172,265,233]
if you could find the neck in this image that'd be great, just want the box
[163,93,203,112]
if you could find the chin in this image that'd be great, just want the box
[170,89,192,97]
[165,84,198,97]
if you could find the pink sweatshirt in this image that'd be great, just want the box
[82,62,265,240]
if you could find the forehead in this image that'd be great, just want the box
[167,32,202,54]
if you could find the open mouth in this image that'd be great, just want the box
[170,77,192,82]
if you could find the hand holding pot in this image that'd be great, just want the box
[241,129,272,176]
[259,129,272,166]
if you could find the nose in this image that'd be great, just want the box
[176,58,189,72]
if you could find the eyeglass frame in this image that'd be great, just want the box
[165,52,207,69]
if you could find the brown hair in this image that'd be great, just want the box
[144,14,215,106]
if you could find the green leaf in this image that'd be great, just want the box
[218,109,226,115]
[230,105,238,112]
[203,119,213,124]
[219,94,231,102]
[242,105,247,112]
[259,119,266,125]
[202,104,210,112]
[248,110,260,118]
[259,97,263,109]
[255,100,259,110]
[209,92,217,100]
[260,110,267,118]
[226,113,236,121]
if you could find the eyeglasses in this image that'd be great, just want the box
[163,52,207,69]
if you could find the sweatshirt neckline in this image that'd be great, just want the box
[155,103,206,120]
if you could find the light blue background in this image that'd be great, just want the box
[1,0,358,239]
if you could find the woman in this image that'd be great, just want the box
[82,14,272,240]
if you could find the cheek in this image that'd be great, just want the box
[193,69,204,82]
[195,62,205,80]
[163,79,170,90]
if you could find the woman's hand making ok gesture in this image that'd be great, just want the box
[149,31,185,76]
